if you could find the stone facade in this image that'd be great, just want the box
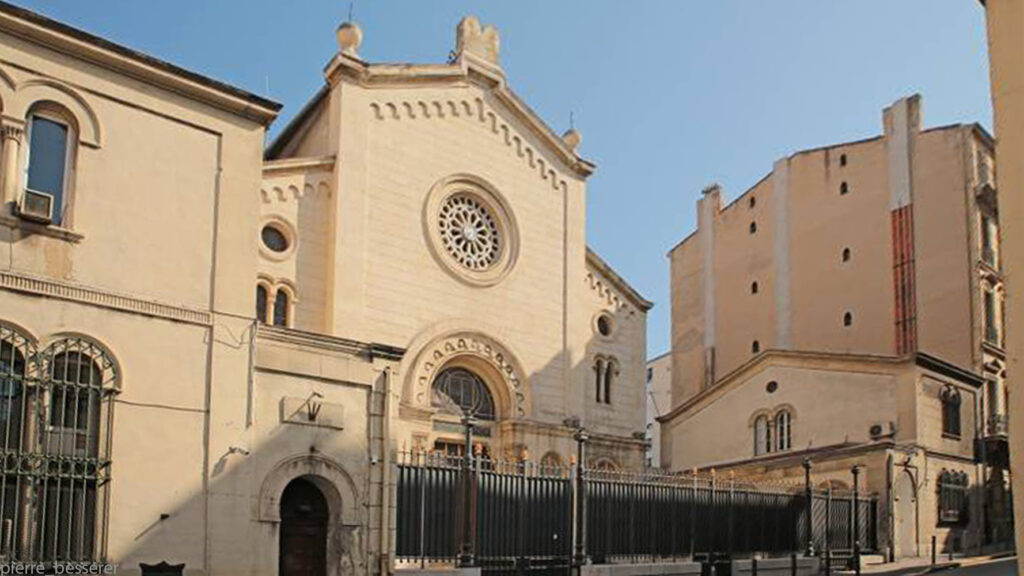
[979,0,1024,569]
[644,352,671,468]
[0,6,649,576]
[661,96,1011,558]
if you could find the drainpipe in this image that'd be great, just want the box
[379,367,393,576]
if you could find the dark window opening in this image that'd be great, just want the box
[431,367,495,420]
[256,285,268,323]
[749,196,756,209]
[942,386,962,438]
[261,225,289,253]
[840,154,847,167]
[749,221,757,234]
[843,312,853,327]
[273,290,289,327]
[751,281,759,294]
[840,182,849,195]
[751,340,760,354]
[842,248,851,263]
[937,470,968,525]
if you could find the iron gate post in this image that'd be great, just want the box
[573,428,589,566]
[851,466,861,576]
[803,458,814,556]
[458,415,477,567]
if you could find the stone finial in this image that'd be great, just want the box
[336,21,363,58]
[456,16,500,65]
[562,128,581,152]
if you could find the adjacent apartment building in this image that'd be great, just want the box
[645,352,671,468]
[659,95,1011,558]
[0,4,649,575]
[979,0,1024,568]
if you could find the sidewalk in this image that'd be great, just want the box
[838,553,1016,576]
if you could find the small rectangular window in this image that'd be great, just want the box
[27,116,70,224]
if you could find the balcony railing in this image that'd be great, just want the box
[987,413,1009,437]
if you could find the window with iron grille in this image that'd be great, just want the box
[0,325,117,563]
[941,386,962,438]
[937,470,969,525]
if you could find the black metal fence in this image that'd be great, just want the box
[395,449,878,570]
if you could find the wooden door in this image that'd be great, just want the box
[279,478,328,576]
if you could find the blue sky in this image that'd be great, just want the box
[20,1,992,357]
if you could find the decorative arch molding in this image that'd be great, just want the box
[400,322,530,419]
[257,454,362,527]
[38,330,123,391]
[747,408,773,428]
[259,178,332,204]
[13,78,101,147]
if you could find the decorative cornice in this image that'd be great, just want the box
[370,95,575,191]
[585,247,653,312]
[257,324,404,362]
[0,270,211,325]
[0,2,280,125]
[262,155,335,175]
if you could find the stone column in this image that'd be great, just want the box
[1,125,23,211]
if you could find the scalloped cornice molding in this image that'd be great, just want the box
[370,95,574,191]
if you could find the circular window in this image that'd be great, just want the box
[425,175,519,287]
[766,381,778,394]
[596,314,614,337]
[261,225,289,253]
[438,194,501,271]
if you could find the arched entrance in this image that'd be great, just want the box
[279,477,329,576]
[894,469,918,558]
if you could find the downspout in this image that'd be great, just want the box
[886,452,895,562]
[379,366,393,576]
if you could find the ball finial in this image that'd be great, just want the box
[562,128,582,152]
[337,21,363,58]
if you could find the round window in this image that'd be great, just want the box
[438,194,502,271]
[596,314,613,337]
[425,175,519,287]
[261,225,289,253]
[766,381,778,394]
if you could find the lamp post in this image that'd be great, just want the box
[852,465,861,576]
[803,458,815,556]
[573,427,589,566]
[457,413,477,567]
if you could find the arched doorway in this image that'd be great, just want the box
[894,469,918,558]
[279,477,329,576]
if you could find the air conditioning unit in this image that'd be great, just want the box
[18,189,54,224]
[869,421,896,439]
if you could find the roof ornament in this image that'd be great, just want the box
[562,111,582,152]
[455,16,500,68]
[336,4,363,59]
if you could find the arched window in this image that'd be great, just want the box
[593,358,605,403]
[0,333,119,563]
[431,367,495,420]
[843,312,853,327]
[937,470,969,524]
[603,358,616,405]
[842,248,851,263]
[25,107,77,226]
[256,285,269,323]
[751,281,759,294]
[941,386,962,438]
[754,414,770,456]
[752,340,760,354]
[273,289,289,327]
[840,182,849,196]
[749,221,757,234]
[775,410,792,451]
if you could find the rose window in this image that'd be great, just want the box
[437,194,502,270]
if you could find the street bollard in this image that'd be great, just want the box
[752,557,758,576]
[825,549,832,576]
[791,552,797,576]
[931,535,937,565]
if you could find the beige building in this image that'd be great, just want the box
[659,96,1011,558]
[979,0,1024,568]
[645,352,671,468]
[0,4,649,576]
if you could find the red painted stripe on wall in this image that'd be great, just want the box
[891,206,917,355]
